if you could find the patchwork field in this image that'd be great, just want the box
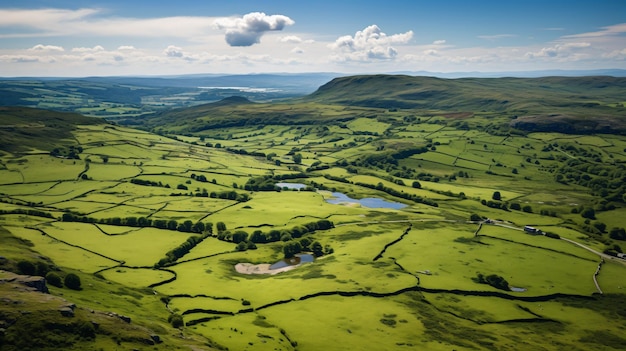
[2,107,626,351]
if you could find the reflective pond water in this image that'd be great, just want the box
[269,253,315,270]
[325,192,407,210]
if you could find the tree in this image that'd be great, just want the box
[609,227,626,241]
[522,205,533,213]
[411,181,421,189]
[216,221,227,233]
[168,313,184,328]
[236,241,248,251]
[470,213,482,222]
[250,230,266,243]
[46,272,63,288]
[232,230,249,244]
[293,153,303,164]
[64,273,81,290]
[581,207,596,220]
[312,241,324,257]
[283,241,302,259]
[492,191,501,201]
[167,220,178,230]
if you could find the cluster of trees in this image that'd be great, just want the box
[131,178,170,188]
[555,151,626,203]
[481,195,533,213]
[283,237,333,259]
[243,173,309,192]
[0,208,54,218]
[216,219,334,247]
[61,212,212,234]
[17,259,81,290]
[155,232,212,267]
[190,173,210,183]
[50,145,83,159]
[472,273,510,291]
[46,272,81,290]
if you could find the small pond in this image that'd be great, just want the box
[270,253,315,270]
[276,182,307,190]
[325,192,407,210]
[273,183,407,210]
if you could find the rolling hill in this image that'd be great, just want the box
[0,106,104,153]
[124,75,626,135]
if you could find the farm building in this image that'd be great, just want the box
[524,226,539,234]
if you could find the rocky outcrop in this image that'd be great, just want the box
[0,271,48,293]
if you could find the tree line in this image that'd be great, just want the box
[61,212,212,234]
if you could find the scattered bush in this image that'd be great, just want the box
[64,273,81,290]
[168,313,184,328]
[45,272,63,288]
[17,260,36,275]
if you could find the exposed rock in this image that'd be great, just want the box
[150,334,162,344]
[59,307,75,317]
[106,311,131,323]
[0,271,48,293]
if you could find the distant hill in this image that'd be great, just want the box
[118,74,626,135]
[306,74,626,110]
[0,106,104,153]
[304,75,626,134]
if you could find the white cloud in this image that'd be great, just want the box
[280,35,302,43]
[28,44,65,52]
[214,12,294,46]
[525,42,591,59]
[117,45,136,50]
[291,47,304,54]
[563,23,626,40]
[72,45,105,53]
[163,45,184,58]
[0,8,216,40]
[329,25,413,62]
[433,39,446,45]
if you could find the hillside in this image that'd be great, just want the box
[0,106,104,153]
[307,75,626,111]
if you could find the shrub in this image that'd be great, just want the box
[64,273,81,290]
[45,272,63,288]
[17,260,36,275]
[168,313,184,328]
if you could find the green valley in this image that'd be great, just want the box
[1,75,626,351]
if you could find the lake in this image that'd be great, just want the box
[325,192,407,210]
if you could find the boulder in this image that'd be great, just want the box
[59,307,74,317]
[0,271,49,293]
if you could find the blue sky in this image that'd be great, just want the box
[0,0,625,76]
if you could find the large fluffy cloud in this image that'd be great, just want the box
[330,25,413,61]
[214,12,294,47]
